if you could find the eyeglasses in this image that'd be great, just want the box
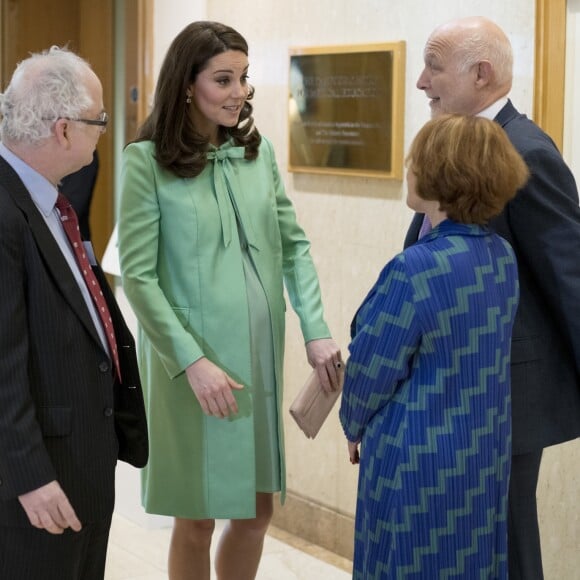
[44,111,109,133]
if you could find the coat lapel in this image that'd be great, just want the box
[0,156,104,350]
[404,212,424,249]
[494,99,520,129]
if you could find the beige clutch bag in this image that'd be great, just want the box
[289,367,344,439]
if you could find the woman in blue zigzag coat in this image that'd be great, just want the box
[340,114,530,579]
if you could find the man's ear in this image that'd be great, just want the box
[475,60,493,87]
[53,118,72,149]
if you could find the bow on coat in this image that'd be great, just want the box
[207,146,259,251]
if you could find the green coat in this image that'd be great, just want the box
[118,136,330,519]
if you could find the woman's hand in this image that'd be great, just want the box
[347,440,360,465]
[306,338,343,393]
[185,357,244,418]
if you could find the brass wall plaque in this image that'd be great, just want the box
[288,42,406,180]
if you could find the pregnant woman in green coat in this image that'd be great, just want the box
[118,21,341,580]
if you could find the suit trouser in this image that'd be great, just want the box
[0,515,112,580]
[508,450,544,580]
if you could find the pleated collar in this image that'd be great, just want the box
[416,219,490,245]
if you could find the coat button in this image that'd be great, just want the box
[99,361,110,373]
[104,407,114,417]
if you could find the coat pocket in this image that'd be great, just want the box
[36,406,72,437]
[510,336,542,364]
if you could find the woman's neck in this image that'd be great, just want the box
[422,200,447,228]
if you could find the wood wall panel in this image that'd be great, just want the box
[534,0,567,150]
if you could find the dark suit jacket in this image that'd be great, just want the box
[60,150,99,240]
[405,100,580,455]
[0,155,148,527]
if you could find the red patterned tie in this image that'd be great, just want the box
[56,193,121,382]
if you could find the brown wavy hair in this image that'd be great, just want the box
[134,21,261,177]
[406,114,529,224]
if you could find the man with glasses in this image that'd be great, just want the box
[0,46,147,579]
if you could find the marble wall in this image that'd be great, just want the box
[115,1,580,576]
[203,0,534,547]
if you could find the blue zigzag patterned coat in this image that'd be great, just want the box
[340,220,519,579]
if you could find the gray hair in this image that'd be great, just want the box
[0,46,94,144]
[454,28,513,88]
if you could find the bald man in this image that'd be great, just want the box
[405,16,580,580]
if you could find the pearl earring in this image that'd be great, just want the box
[186,95,192,104]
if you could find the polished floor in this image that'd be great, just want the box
[105,513,352,579]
